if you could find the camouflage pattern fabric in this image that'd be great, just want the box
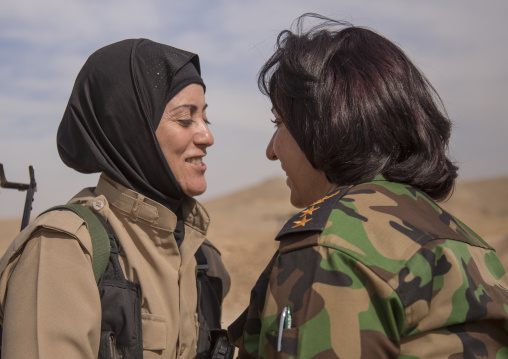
[228,177,508,358]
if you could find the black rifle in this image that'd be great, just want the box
[0,163,37,231]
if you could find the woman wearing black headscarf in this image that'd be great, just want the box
[0,39,230,358]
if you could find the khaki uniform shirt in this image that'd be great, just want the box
[0,174,230,358]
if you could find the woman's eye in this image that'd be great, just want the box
[271,118,282,128]
[177,119,193,127]
[204,119,211,125]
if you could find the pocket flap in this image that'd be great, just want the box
[142,313,167,350]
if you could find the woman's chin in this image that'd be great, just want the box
[289,193,306,209]
[182,183,207,197]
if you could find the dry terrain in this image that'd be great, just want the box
[1,176,507,327]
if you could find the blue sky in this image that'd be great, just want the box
[1,0,507,218]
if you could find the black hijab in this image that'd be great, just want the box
[57,39,205,214]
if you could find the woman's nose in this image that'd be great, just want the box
[195,121,214,147]
[266,134,277,161]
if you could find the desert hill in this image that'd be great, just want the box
[1,175,507,326]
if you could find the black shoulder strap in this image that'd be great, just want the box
[195,246,209,272]
[39,204,111,284]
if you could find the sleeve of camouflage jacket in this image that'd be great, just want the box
[1,227,101,358]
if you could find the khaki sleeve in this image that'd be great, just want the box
[1,227,102,358]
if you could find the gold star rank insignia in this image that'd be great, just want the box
[310,187,343,206]
[301,206,319,216]
[276,186,349,240]
[311,198,325,206]
[292,215,312,228]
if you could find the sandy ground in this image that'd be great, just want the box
[1,175,507,327]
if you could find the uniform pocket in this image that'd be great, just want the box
[266,327,299,358]
[142,313,167,350]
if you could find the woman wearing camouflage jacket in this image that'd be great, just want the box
[228,13,508,358]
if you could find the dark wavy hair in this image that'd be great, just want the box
[259,13,458,201]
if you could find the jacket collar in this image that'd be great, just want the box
[94,173,209,234]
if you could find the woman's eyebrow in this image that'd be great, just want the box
[168,103,208,114]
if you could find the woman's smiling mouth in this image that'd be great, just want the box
[186,157,204,166]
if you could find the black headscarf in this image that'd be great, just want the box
[57,39,205,213]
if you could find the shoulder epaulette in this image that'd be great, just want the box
[276,186,349,240]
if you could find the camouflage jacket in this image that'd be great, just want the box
[228,177,508,358]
